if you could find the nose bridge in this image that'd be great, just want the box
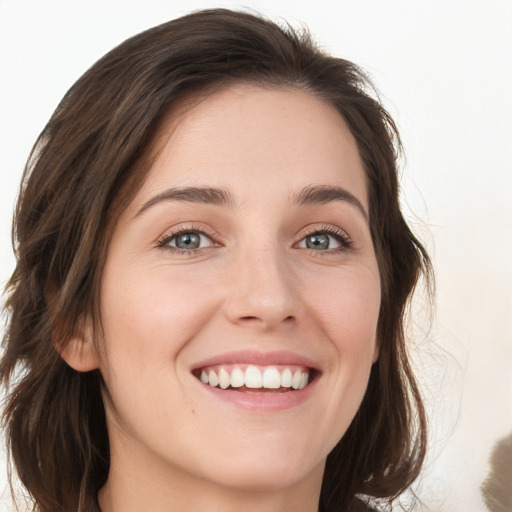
[224,240,299,328]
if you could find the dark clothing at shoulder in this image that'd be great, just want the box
[353,501,375,511]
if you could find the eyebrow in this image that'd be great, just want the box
[134,184,368,221]
[293,185,369,221]
[134,186,235,218]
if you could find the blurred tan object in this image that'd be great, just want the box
[481,432,512,512]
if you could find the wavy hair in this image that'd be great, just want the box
[1,9,432,512]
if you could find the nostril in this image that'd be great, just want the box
[240,315,294,323]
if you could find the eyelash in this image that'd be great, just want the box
[156,225,218,255]
[156,224,353,256]
[298,225,353,255]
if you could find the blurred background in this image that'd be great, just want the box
[1,1,511,510]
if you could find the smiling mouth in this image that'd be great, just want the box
[193,364,318,392]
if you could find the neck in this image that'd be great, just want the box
[99,479,322,512]
[98,429,324,512]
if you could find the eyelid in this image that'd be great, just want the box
[295,224,353,252]
[154,222,352,256]
[156,224,221,252]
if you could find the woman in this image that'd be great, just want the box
[1,8,431,512]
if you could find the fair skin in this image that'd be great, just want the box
[64,84,381,512]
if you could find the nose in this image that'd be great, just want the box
[222,245,300,331]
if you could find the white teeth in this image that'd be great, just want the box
[198,365,311,391]
[208,370,219,387]
[281,368,292,387]
[230,367,245,388]
[245,365,263,388]
[263,367,281,389]
[218,368,230,389]
[291,370,302,390]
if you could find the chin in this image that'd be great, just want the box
[189,433,328,492]
[204,459,323,493]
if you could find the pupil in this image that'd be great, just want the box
[306,234,329,250]
[176,233,200,249]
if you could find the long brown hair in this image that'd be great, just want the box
[1,9,432,512]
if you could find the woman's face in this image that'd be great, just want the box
[96,84,381,493]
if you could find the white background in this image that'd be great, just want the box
[1,1,511,511]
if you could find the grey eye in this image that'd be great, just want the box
[175,233,201,249]
[306,233,330,250]
[160,229,215,253]
[298,232,343,251]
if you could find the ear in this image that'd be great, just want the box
[59,319,100,372]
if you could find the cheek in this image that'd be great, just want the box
[101,263,219,349]
[303,268,381,354]
[294,267,380,448]
[97,263,223,398]
[97,263,223,432]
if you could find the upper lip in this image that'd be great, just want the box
[190,350,321,372]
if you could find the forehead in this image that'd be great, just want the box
[130,84,367,212]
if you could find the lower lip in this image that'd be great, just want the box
[196,377,318,412]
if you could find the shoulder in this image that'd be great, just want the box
[321,499,376,512]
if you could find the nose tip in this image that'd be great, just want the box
[223,252,300,330]
[228,291,298,330]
